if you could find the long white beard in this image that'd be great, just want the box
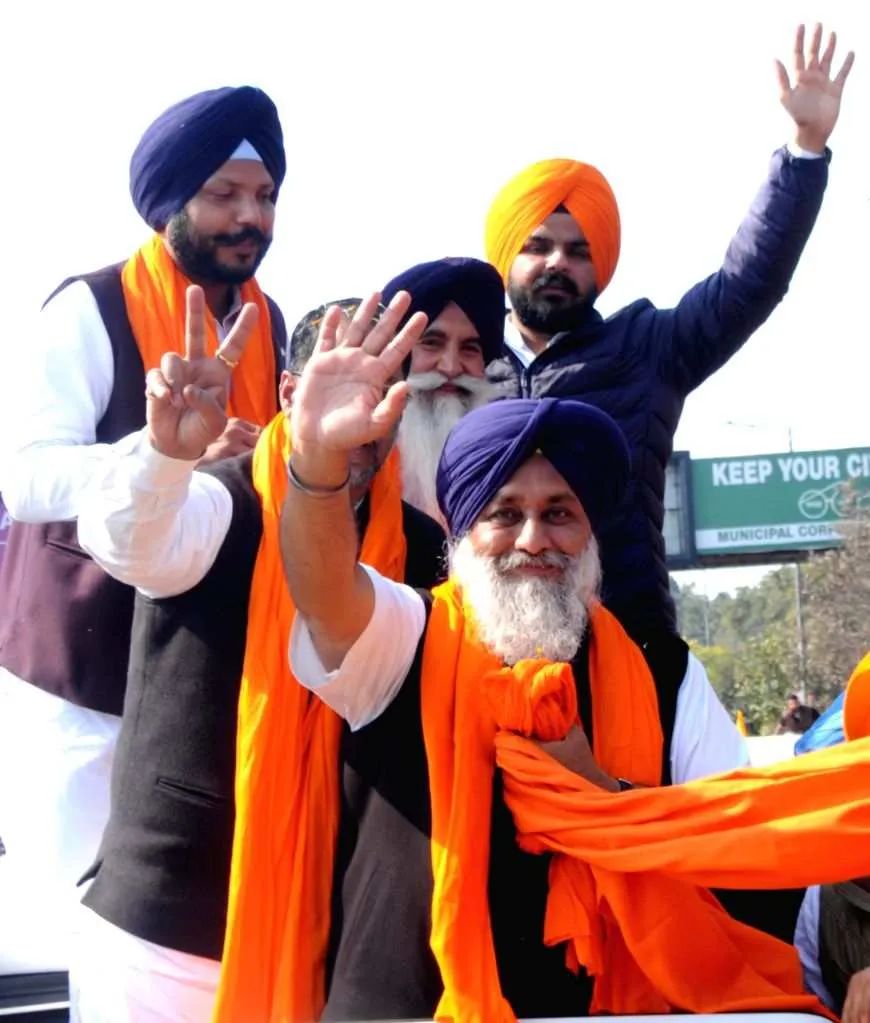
[449,536,602,664]
[398,372,492,525]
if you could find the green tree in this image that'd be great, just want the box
[804,510,870,701]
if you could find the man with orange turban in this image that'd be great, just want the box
[484,24,854,777]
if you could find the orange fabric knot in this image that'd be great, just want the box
[483,659,577,740]
[485,158,621,293]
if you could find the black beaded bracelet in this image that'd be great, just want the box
[287,458,350,498]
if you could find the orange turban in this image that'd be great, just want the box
[485,158,621,294]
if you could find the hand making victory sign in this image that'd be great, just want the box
[146,286,260,461]
[776,23,855,154]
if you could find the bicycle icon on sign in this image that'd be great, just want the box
[798,482,870,520]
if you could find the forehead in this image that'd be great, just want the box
[528,211,586,246]
[491,453,584,507]
[204,158,275,192]
[425,302,479,340]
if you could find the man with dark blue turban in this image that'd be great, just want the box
[380,256,505,525]
[259,293,749,1020]
[0,85,288,1005]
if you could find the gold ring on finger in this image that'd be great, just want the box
[216,350,239,370]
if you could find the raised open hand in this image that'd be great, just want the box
[146,286,259,461]
[776,24,855,152]
[291,291,427,455]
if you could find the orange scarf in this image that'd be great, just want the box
[120,234,278,425]
[213,415,406,1023]
[497,735,870,1017]
[421,583,664,1022]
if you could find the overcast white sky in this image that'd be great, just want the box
[1,1,866,596]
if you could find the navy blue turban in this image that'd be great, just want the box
[381,257,506,364]
[436,397,630,538]
[130,86,286,230]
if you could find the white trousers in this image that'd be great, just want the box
[0,669,120,972]
[69,906,221,1023]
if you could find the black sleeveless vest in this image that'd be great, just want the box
[0,264,286,715]
[81,457,447,960]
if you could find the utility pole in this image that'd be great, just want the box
[794,561,808,703]
[787,427,808,701]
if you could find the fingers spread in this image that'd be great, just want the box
[379,311,428,377]
[793,24,806,72]
[834,50,856,91]
[774,59,791,98]
[343,293,387,349]
[369,380,410,434]
[185,286,208,362]
[314,305,344,356]
[218,303,259,368]
[359,291,414,357]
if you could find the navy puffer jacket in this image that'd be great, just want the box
[487,147,830,642]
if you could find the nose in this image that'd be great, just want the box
[437,345,462,380]
[545,247,570,272]
[514,515,549,555]
[234,195,264,230]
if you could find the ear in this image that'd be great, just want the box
[279,370,296,413]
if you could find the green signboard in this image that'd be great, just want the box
[691,447,870,556]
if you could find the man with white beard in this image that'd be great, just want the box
[380,257,506,524]
[214,291,750,1022]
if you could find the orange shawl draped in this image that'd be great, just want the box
[421,582,664,1023]
[213,415,406,1023]
[120,234,278,425]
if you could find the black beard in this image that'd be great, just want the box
[167,210,271,285]
[508,272,596,336]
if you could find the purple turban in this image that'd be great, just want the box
[381,257,506,364]
[436,397,630,537]
[130,86,286,230]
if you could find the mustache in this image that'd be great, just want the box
[493,550,573,573]
[210,226,270,248]
[407,371,492,396]
[531,271,579,297]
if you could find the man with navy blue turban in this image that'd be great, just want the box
[273,296,750,1019]
[0,85,288,1008]
[381,257,505,524]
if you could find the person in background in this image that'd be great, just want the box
[777,693,821,734]
[382,257,504,526]
[0,85,287,966]
[483,23,853,793]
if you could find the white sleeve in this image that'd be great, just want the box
[76,429,233,599]
[786,142,825,160]
[289,565,426,730]
[0,281,124,522]
[670,651,750,784]
[794,886,836,1010]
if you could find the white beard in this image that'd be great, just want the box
[449,536,602,664]
[398,373,492,525]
